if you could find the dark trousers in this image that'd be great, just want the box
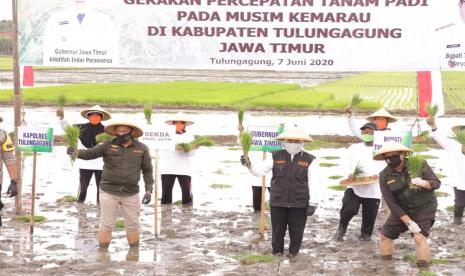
[78,169,102,203]
[339,188,380,236]
[161,174,193,205]
[454,187,465,218]
[252,186,270,211]
[270,206,307,255]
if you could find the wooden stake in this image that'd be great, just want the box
[154,149,159,239]
[29,152,37,234]
[259,151,267,236]
[12,0,23,215]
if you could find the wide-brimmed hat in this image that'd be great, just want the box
[80,105,111,121]
[366,108,397,123]
[452,125,465,133]
[373,141,412,160]
[165,112,194,125]
[276,125,313,142]
[104,121,144,138]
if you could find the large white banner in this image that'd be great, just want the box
[18,0,465,71]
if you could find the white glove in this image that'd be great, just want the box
[411,177,428,188]
[406,220,422,234]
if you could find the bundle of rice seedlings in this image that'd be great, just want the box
[350,94,363,107]
[95,133,115,144]
[240,132,252,159]
[417,130,430,138]
[407,153,426,190]
[143,104,152,125]
[451,129,465,146]
[426,103,439,118]
[56,95,67,117]
[64,125,80,165]
[237,107,245,133]
[352,162,364,180]
[177,136,215,153]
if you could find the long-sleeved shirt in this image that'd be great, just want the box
[77,139,154,196]
[159,132,195,176]
[432,127,465,191]
[345,143,385,199]
[248,150,319,205]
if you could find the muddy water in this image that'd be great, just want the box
[0,108,465,275]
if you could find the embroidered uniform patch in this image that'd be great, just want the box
[297,161,309,167]
[387,179,396,184]
[275,160,286,164]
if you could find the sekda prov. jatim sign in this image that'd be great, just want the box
[248,125,284,152]
[17,127,54,153]
[140,125,176,150]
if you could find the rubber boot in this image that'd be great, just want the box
[453,216,462,225]
[98,230,112,248]
[127,231,140,248]
[335,225,347,242]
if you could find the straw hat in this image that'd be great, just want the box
[80,105,111,121]
[373,141,412,160]
[104,121,144,138]
[365,108,397,123]
[452,125,465,133]
[276,125,313,142]
[165,112,194,125]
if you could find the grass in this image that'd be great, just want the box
[403,253,450,265]
[16,215,46,223]
[115,219,125,229]
[210,183,232,189]
[233,253,275,265]
[0,56,11,70]
[304,140,347,151]
[319,162,338,167]
[434,191,449,197]
[56,195,77,203]
[328,185,346,191]
[321,156,340,160]
[328,175,343,180]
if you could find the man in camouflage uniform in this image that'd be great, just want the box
[0,116,19,227]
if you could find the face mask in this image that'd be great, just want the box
[284,142,303,155]
[360,134,374,143]
[116,133,132,144]
[175,123,186,133]
[88,114,102,125]
[385,155,402,169]
[374,118,387,130]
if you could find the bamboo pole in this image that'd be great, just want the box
[259,151,267,236]
[154,149,159,239]
[12,0,23,215]
[29,152,37,233]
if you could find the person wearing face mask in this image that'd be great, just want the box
[346,107,398,139]
[335,122,385,242]
[240,125,318,260]
[67,121,153,248]
[59,105,111,204]
[427,117,465,225]
[374,141,440,268]
[160,113,196,205]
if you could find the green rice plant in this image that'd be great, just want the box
[234,253,275,265]
[56,95,67,107]
[328,185,346,191]
[350,93,363,107]
[56,195,77,203]
[95,133,114,144]
[407,154,426,190]
[319,163,338,168]
[240,131,252,159]
[352,162,364,180]
[64,125,81,165]
[115,219,125,229]
[417,130,430,138]
[404,253,449,266]
[174,200,182,206]
[143,104,152,124]
[237,107,245,133]
[321,156,340,160]
[209,183,232,189]
[425,103,439,117]
[177,136,215,153]
[412,143,428,152]
[450,129,465,146]
[16,215,46,223]
[328,175,343,180]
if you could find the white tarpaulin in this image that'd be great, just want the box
[18,0,465,71]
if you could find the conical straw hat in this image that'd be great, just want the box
[452,125,465,133]
[165,112,194,125]
[80,105,111,121]
[366,108,397,123]
[104,121,144,138]
[373,141,412,160]
[276,125,313,142]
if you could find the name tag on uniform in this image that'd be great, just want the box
[132,150,143,154]
[297,161,309,167]
[275,160,286,164]
[447,44,461,48]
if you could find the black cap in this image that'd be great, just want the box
[360,122,378,131]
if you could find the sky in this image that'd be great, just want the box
[0,0,12,20]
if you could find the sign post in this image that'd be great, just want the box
[17,127,54,233]
[248,125,284,236]
[140,125,176,239]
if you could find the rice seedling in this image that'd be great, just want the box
[328,185,346,191]
[350,93,363,107]
[56,195,77,204]
[352,162,364,180]
[64,125,81,165]
[319,163,338,167]
[234,253,275,265]
[16,215,46,223]
[95,133,114,144]
[426,103,439,117]
[56,95,67,117]
[177,136,215,153]
[209,184,232,189]
[237,107,245,133]
[115,219,125,229]
[143,104,152,124]
[240,132,252,159]
[407,153,426,190]
[451,129,465,146]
